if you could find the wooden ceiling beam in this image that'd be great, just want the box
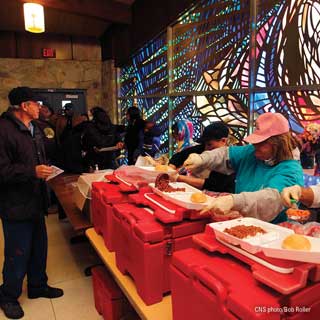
[19,0,132,24]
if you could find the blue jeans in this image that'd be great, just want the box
[0,216,48,302]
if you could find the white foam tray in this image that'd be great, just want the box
[209,217,320,264]
[149,182,209,210]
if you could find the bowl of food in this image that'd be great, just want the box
[286,208,310,223]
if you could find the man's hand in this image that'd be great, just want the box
[35,165,53,179]
[281,185,302,207]
[183,153,203,171]
[200,195,234,215]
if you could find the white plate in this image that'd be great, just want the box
[149,182,210,210]
[209,217,320,264]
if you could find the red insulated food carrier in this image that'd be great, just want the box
[91,174,139,251]
[91,266,133,320]
[170,226,320,320]
[111,187,210,305]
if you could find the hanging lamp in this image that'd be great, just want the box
[23,3,45,33]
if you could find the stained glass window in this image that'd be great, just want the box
[118,0,320,153]
[172,0,250,92]
[119,33,168,97]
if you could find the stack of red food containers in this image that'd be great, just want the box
[170,226,320,320]
[91,266,134,320]
[91,174,140,251]
[111,186,210,305]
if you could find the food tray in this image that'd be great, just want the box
[209,217,320,264]
[149,182,210,210]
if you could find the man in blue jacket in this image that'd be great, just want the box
[0,87,63,319]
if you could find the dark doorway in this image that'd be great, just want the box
[33,88,87,115]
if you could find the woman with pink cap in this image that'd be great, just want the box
[183,112,304,223]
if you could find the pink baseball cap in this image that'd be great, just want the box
[244,112,289,144]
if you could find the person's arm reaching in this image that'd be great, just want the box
[201,188,283,222]
[232,189,284,221]
[176,174,205,189]
[184,147,234,175]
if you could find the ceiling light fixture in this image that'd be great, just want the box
[23,3,45,33]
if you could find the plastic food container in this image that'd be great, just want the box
[149,182,210,210]
[209,217,320,264]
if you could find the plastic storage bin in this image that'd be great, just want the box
[170,227,320,320]
[91,266,132,320]
[112,196,209,305]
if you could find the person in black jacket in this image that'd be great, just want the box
[61,114,89,173]
[169,121,235,193]
[124,107,161,164]
[124,107,146,165]
[82,106,123,170]
[0,87,63,320]
[35,104,58,165]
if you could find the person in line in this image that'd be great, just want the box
[35,104,58,165]
[124,107,146,165]
[183,112,303,223]
[82,106,123,170]
[0,87,63,320]
[141,121,161,158]
[172,120,197,152]
[55,102,75,146]
[62,113,90,173]
[124,107,160,165]
[169,121,235,193]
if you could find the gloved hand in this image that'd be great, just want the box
[281,185,302,207]
[145,156,156,166]
[200,195,234,215]
[183,153,203,171]
[168,171,179,182]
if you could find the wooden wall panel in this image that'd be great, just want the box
[16,33,72,59]
[0,31,101,61]
[72,36,101,61]
[0,32,16,58]
[101,0,195,66]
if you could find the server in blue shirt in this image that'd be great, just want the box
[183,113,303,223]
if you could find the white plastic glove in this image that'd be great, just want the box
[183,153,203,171]
[200,195,234,215]
[281,185,302,207]
[168,171,179,182]
[145,156,156,166]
